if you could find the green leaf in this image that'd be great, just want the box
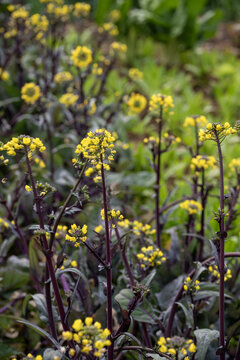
[0,236,15,257]
[194,329,219,360]
[17,319,61,349]
[155,275,184,310]
[56,267,88,287]
[32,294,59,323]
[142,269,156,287]
[176,300,194,328]
[43,348,63,360]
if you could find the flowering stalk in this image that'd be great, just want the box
[49,162,87,250]
[25,153,70,335]
[198,168,206,261]
[114,224,135,288]
[155,108,163,249]
[100,155,114,360]
[215,131,226,360]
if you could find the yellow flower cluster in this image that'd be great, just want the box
[199,122,237,142]
[109,9,121,22]
[71,46,93,68]
[59,93,79,107]
[143,134,181,147]
[92,63,103,76]
[4,5,29,39]
[0,154,9,166]
[73,129,116,178]
[54,71,73,83]
[137,246,166,268]
[73,2,91,17]
[0,218,9,229]
[0,136,46,158]
[0,68,9,82]
[149,94,174,114]
[18,354,42,360]
[65,224,87,247]
[98,22,119,36]
[34,157,46,168]
[184,115,207,128]
[229,158,240,173]
[46,2,72,22]
[133,220,156,236]
[180,200,203,214]
[95,225,104,233]
[128,68,143,81]
[190,155,216,172]
[117,219,156,236]
[26,13,49,39]
[110,42,127,55]
[208,265,232,282]
[21,83,42,104]
[62,317,111,358]
[157,336,196,358]
[46,224,67,240]
[101,209,124,222]
[11,6,29,20]
[184,277,200,293]
[127,93,147,114]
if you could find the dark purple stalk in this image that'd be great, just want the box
[198,168,205,261]
[84,241,106,268]
[0,294,25,314]
[114,225,135,288]
[100,156,113,360]
[155,108,163,249]
[215,132,226,360]
[25,153,70,335]
[49,162,87,250]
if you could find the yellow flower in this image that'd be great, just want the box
[71,46,92,68]
[127,93,147,114]
[21,83,42,104]
[128,68,143,80]
[149,94,174,114]
[54,71,73,83]
[137,245,166,268]
[95,225,103,233]
[74,129,116,173]
[85,317,93,326]
[71,260,77,267]
[25,185,32,192]
[110,42,127,55]
[191,155,216,172]
[59,93,78,107]
[188,343,196,353]
[184,115,207,128]
[0,68,9,81]
[229,158,240,173]
[98,22,118,36]
[199,122,236,142]
[65,224,88,247]
[180,200,202,214]
[73,2,91,17]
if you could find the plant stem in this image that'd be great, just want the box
[215,132,226,360]
[84,241,106,268]
[155,109,163,249]
[114,225,135,288]
[49,162,87,250]
[100,157,113,360]
[26,153,70,334]
[198,168,205,261]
